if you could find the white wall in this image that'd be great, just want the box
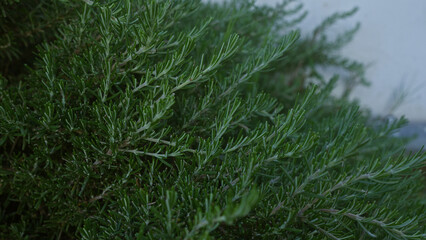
[211,0,426,121]
[295,0,426,121]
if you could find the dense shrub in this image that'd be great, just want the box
[0,0,77,80]
[1,0,424,239]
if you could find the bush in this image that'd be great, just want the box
[0,0,77,80]
[1,0,424,239]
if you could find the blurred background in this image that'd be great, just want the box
[290,0,426,121]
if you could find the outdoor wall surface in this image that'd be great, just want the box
[212,0,426,121]
[293,0,426,121]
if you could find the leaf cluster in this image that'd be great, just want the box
[0,0,424,239]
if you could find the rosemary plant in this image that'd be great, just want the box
[1,0,424,239]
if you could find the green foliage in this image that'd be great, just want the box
[0,0,76,80]
[0,0,424,239]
